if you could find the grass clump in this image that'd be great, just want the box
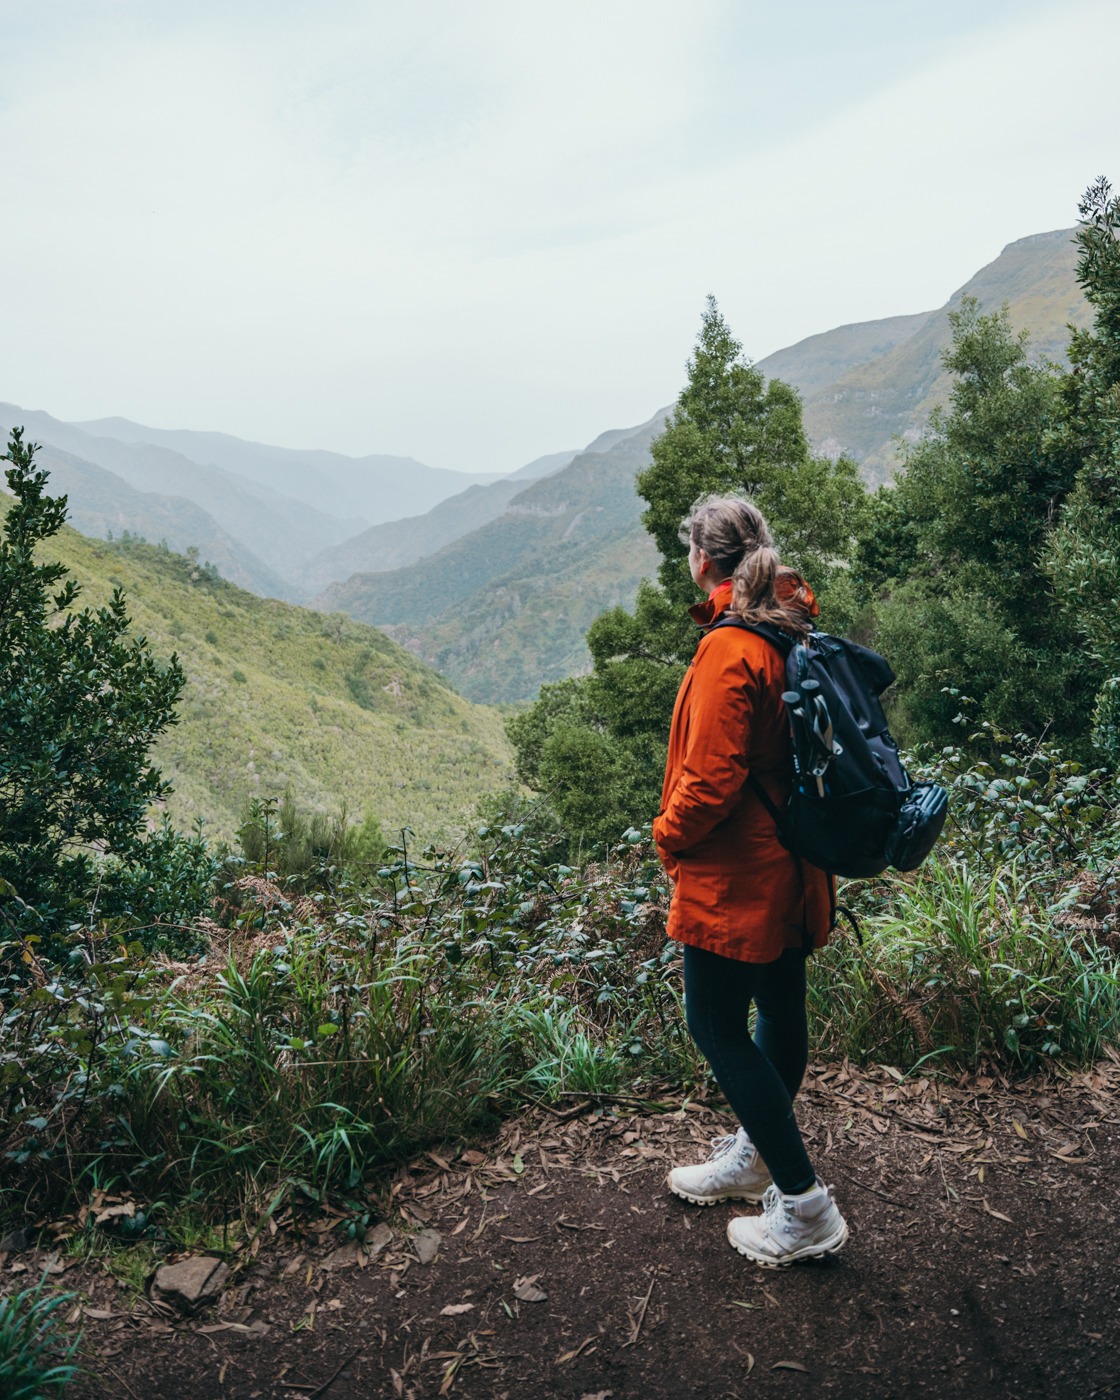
[810,858,1120,1072]
[808,716,1120,1072]
[0,1280,83,1399]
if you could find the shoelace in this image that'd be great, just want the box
[761,1185,795,1234]
[705,1133,739,1162]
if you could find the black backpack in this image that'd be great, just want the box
[712,619,948,880]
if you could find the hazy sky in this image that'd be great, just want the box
[2,1,1116,472]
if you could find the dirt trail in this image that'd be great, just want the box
[39,1058,1120,1398]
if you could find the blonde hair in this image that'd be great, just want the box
[679,493,814,640]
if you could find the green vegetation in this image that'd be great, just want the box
[855,297,1099,747]
[235,790,384,891]
[512,183,1120,844]
[9,514,512,845]
[1042,178,1120,765]
[2,733,1115,1238]
[2,187,1118,1371]
[0,1281,83,1398]
[862,182,1120,760]
[318,231,1089,706]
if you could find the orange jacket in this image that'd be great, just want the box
[652,579,833,962]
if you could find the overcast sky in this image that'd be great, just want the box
[1,0,1116,472]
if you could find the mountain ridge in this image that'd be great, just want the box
[318,226,1090,701]
[76,417,503,525]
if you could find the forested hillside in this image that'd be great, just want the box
[2,498,513,842]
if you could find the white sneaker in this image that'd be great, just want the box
[666,1128,772,1206]
[727,1180,848,1266]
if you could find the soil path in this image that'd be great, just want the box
[34,1058,1120,1399]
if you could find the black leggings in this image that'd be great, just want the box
[683,943,815,1194]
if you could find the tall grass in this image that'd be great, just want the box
[809,857,1120,1070]
[120,928,519,1207]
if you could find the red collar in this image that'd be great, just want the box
[688,579,734,628]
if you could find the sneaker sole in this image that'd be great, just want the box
[666,1173,771,1207]
[726,1218,849,1267]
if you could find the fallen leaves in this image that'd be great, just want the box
[513,1273,549,1303]
[322,1223,393,1272]
[556,1335,598,1364]
[440,1303,476,1317]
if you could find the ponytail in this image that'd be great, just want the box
[680,493,815,640]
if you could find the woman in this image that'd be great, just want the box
[654,494,848,1267]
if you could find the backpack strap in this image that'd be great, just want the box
[707,615,797,659]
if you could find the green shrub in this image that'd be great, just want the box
[806,719,1120,1071]
[96,818,217,955]
[4,744,1116,1227]
[233,791,384,893]
[0,431,186,958]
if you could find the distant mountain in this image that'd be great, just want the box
[76,417,503,527]
[299,478,531,594]
[766,228,1089,482]
[298,445,585,593]
[755,312,931,398]
[2,436,293,599]
[2,494,514,842]
[5,225,1086,707]
[507,449,579,481]
[315,412,664,701]
[318,228,1090,701]
[0,405,355,589]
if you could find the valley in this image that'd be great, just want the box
[2,224,1092,721]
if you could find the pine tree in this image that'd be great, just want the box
[857,298,1097,746]
[509,298,867,845]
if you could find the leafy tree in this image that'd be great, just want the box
[1043,177,1120,764]
[856,296,1098,747]
[509,297,868,843]
[0,430,201,950]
